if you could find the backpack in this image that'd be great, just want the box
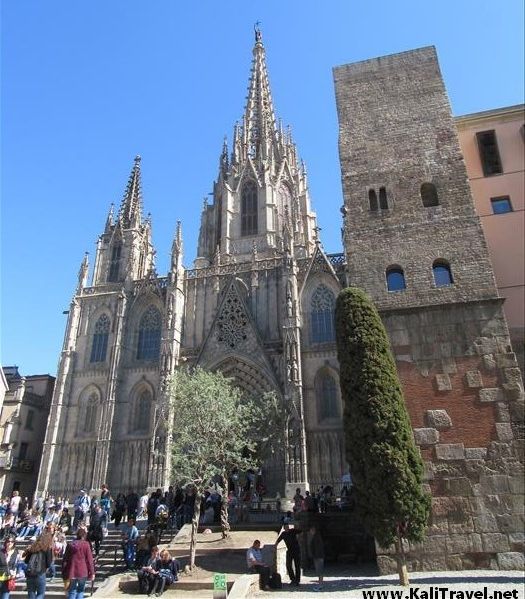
[27,551,45,576]
[269,572,282,589]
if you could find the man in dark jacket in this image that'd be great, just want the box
[87,504,107,557]
[126,491,140,522]
[275,523,304,586]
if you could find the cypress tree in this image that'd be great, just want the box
[335,287,430,582]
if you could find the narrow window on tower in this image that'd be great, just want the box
[369,189,378,211]
[241,180,258,236]
[433,260,454,287]
[137,306,162,360]
[421,183,439,207]
[90,314,110,363]
[386,266,406,292]
[379,186,389,209]
[107,243,122,282]
[84,393,98,433]
[476,130,503,176]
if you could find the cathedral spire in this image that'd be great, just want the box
[242,26,277,161]
[171,221,183,273]
[118,155,143,228]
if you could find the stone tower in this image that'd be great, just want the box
[37,29,348,498]
[334,47,524,571]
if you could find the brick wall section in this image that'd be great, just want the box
[334,47,524,572]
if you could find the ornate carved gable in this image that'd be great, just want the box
[299,246,341,292]
[196,278,279,389]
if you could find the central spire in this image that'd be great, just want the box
[118,155,143,228]
[241,26,277,161]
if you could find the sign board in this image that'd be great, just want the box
[213,573,227,599]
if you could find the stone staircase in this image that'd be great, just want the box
[10,523,177,598]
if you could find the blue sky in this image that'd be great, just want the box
[1,0,524,376]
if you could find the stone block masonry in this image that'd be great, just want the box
[334,47,524,573]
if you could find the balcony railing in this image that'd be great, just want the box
[0,457,34,472]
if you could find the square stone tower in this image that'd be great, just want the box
[334,47,524,572]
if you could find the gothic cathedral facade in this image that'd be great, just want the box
[37,31,347,498]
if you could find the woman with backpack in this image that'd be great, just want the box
[22,533,53,599]
[0,536,19,598]
[62,529,95,599]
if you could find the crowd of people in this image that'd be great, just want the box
[0,487,185,598]
[0,475,339,597]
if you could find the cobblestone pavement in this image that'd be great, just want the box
[253,569,525,599]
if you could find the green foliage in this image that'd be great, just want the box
[335,287,431,547]
[168,367,281,491]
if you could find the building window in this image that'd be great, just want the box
[84,393,98,433]
[25,410,34,430]
[379,186,388,209]
[18,442,29,460]
[386,266,406,292]
[490,196,513,214]
[369,189,378,211]
[107,243,122,282]
[476,130,503,176]
[310,285,336,343]
[433,260,453,287]
[421,182,439,207]
[317,371,339,421]
[137,306,162,360]
[90,314,110,363]
[133,390,152,433]
[241,180,258,236]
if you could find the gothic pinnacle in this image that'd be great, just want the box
[171,221,183,272]
[77,252,89,292]
[118,155,143,229]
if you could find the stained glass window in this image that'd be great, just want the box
[311,285,335,343]
[90,314,110,363]
[137,306,161,360]
[241,180,258,236]
[84,392,98,433]
[317,372,339,421]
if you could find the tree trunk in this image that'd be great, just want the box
[189,492,201,570]
[220,471,230,539]
[395,531,409,586]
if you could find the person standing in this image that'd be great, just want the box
[113,493,126,528]
[87,504,107,558]
[23,533,53,599]
[0,536,19,599]
[309,525,325,591]
[126,491,139,522]
[99,485,111,519]
[62,529,95,599]
[275,523,303,586]
[121,518,139,570]
[8,494,21,525]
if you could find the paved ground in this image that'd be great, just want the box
[253,568,525,598]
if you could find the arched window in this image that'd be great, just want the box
[107,243,122,282]
[369,189,378,211]
[84,392,98,434]
[317,371,339,421]
[137,306,162,360]
[433,260,453,287]
[421,183,439,207]
[386,266,406,292]
[241,180,258,236]
[379,186,388,209]
[90,314,110,363]
[310,285,336,343]
[132,390,152,433]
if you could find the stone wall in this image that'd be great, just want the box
[377,301,524,572]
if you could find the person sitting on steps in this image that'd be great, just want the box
[246,539,271,590]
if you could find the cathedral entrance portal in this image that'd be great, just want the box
[211,356,286,495]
